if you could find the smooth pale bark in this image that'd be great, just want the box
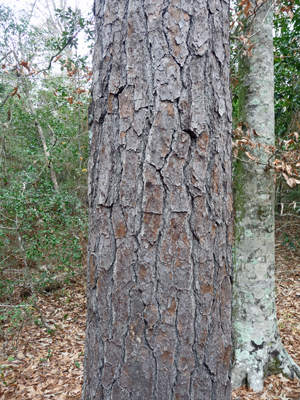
[83,0,232,399]
[232,0,300,391]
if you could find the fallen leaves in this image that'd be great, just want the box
[0,287,86,399]
[2,215,300,399]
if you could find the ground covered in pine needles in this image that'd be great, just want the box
[1,215,300,399]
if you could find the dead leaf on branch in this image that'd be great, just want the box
[257,0,267,5]
[54,55,62,62]
[283,139,294,148]
[286,177,296,188]
[286,164,293,176]
[20,60,30,71]
[280,5,294,20]
[261,143,274,154]
[11,87,18,97]
[245,151,258,162]
[238,0,254,17]
[67,70,77,77]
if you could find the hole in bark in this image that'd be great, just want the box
[145,181,153,189]
[183,128,197,138]
[250,340,264,351]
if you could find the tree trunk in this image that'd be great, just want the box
[26,93,60,191]
[232,0,300,391]
[83,1,232,399]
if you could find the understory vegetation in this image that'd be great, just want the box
[0,0,92,344]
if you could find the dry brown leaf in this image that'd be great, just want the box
[20,61,30,71]
[10,87,18,97]
[286,178,296,188]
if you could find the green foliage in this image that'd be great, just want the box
[280,233,297,250]
[0,1,92,345]
[0,303,32,338]
[274,4,300,138]
[0,170,87,283]
[53,6,94,56]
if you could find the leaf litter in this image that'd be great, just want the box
[0,287,86,399]
[1,215,300,399]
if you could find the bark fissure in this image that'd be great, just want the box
[183,136,200,399]
[84,0,232,398]
[108,214,117,343]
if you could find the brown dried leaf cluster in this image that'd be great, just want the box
[234,123,300,188]
[231,1,294,60]
[233,122,275,160]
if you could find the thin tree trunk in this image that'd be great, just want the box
[25,93,59,191]
[76,69,82,170]
[83,1,232,399]
[232,0,300,391]
[78,100,82,170]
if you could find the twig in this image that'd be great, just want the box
[0,304,28,308]
[279,213,300,220]
[0,255,12,265]
[0,269,26,273]
[36,30,81,75]
[0,94,11,110]
[277,270,300,275]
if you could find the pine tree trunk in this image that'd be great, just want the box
[232,0,300,391]
[83,1,233,399]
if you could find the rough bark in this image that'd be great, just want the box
[83,0,232,399]
[232,0,300,391]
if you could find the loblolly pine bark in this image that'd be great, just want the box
[83,0,233,399]
[232,0,300,391]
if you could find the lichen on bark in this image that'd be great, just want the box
[232,0,300,391]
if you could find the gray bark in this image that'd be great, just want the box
[26,92,60,191]
[232,0,300,391]
[83,0,232,399]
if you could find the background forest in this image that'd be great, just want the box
[0,0,93,320]
[0,0,300,399]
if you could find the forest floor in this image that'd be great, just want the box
[1,215,300,399]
